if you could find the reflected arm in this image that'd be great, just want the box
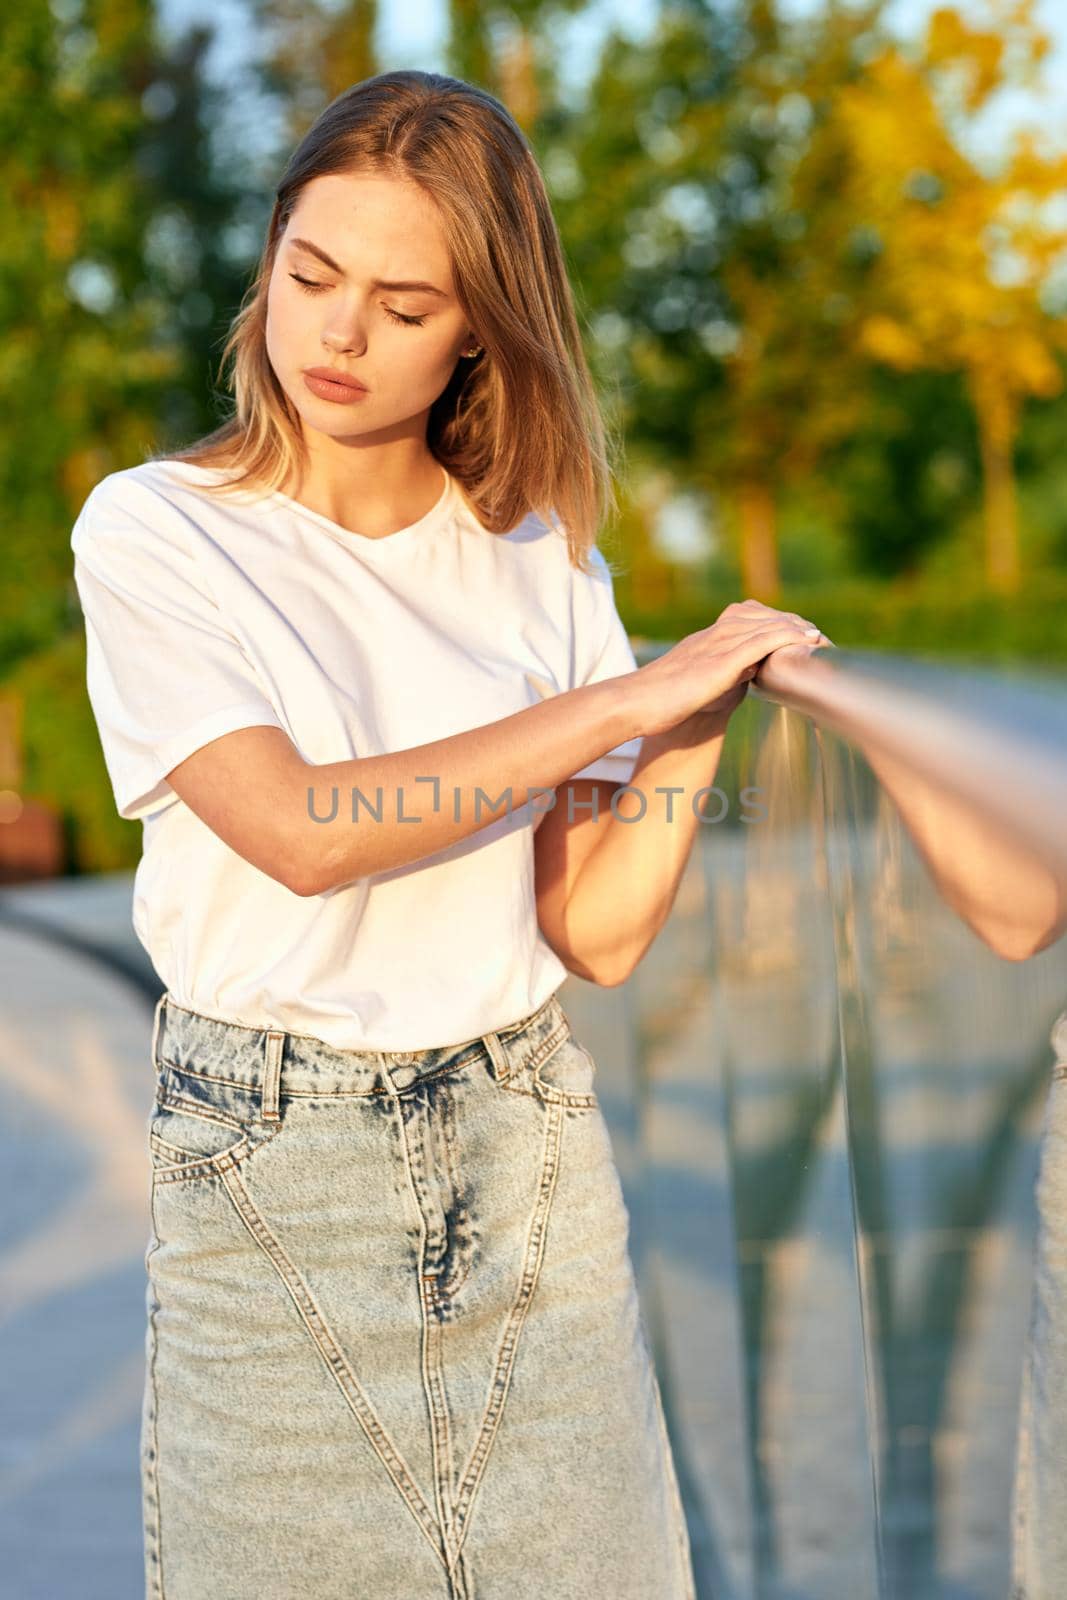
[754,638,1067,963]
[857,741,1067,962]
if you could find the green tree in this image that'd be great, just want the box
[836,0,1067,591]
[554,0,895,600]
[2,1,267,867]
[0,0,180,666]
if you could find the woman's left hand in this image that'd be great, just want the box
[682,599,834,727]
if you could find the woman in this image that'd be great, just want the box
[71,71,826,1599]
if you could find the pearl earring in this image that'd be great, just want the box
[463,344,484,357]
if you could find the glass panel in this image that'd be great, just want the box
[625,673,1067,1599]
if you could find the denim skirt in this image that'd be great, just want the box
[1011,1007,1067,1600]
[140,988,696,1599]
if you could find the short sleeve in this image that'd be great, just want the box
[71,472,285,822]
[569,545,644,785]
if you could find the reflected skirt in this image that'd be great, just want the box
[1011,1008,1067,1600]
[141,988,696,1599]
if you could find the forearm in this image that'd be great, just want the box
[861,741,1067,960]
[557,711,732,985]
[295,677,645,894]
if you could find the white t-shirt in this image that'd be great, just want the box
[71,459,644,1049]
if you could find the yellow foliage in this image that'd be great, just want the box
[830,14,1067,412]
[1011,333,1063,397]
[807,0,1065,587]
[41,188,81,262]
[925,2,1050,109]
[858,316,927,370]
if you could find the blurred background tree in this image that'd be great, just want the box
[836,0,1067,593]
[4,0,1067,874]
[3,0,172,668]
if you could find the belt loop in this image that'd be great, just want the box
[149,990,168,1071]
[262,1031,286,1122]
[482,1028,510,1085]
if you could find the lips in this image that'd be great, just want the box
[303,367,368,392]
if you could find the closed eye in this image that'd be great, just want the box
[288,273,427,326]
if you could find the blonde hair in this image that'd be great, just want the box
[158,69,622,575]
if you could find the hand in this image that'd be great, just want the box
[631,599,829,740]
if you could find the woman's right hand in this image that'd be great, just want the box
[629,599,829,739]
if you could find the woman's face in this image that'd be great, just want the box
[265,171,476,443]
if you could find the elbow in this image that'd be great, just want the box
[984,920,1066,963]
[979,877,1067,963]
[1016,925,1067,962]
[283,824,361,897]
[1031,905,1067,958]
[566,953,635,988]
[287,849,365,898]
[283,847,330,899]
[284,863,317,898]
[594,965,633,989]
[592,933,659,987]
[988,936,1037,964]
[288,870,321,899]
[553,948,627,988]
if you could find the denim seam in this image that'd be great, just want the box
[155,1090,245,1132]
[144,1180,165,1599]
[498,1025,598,1110]
[150,1119,283,1185]
[535,1038,599,1109]
[522,1017,571,1074]
[421,1278,467,1593]
[1011,1339,1034,1600]
[448,1096,565,1563]
[154,997,566,1100]
[643,1326,698,1599]
[390,1090,465,1579]
[157,1051,572,1106]
[149,1130,243,1167]
[155,1046,488,1098]
[424,1293,456,1529]
[1011,1232,1043,1599]
[375,1049,486,1097]
[436,1087,474,1301]
[217,1158,451,1577]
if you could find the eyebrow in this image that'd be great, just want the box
[288,237,447,296]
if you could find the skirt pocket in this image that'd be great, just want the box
[532,1031,599,1110]
[149,1062,282,1184]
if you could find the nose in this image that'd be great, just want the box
[321,320,367,356]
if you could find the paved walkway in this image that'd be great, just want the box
[0,871,663,1599]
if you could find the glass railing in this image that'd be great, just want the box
[2,638,1065,1597]
[619,641,1067,1600]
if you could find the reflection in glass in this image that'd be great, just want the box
[628,678,1067,1600]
